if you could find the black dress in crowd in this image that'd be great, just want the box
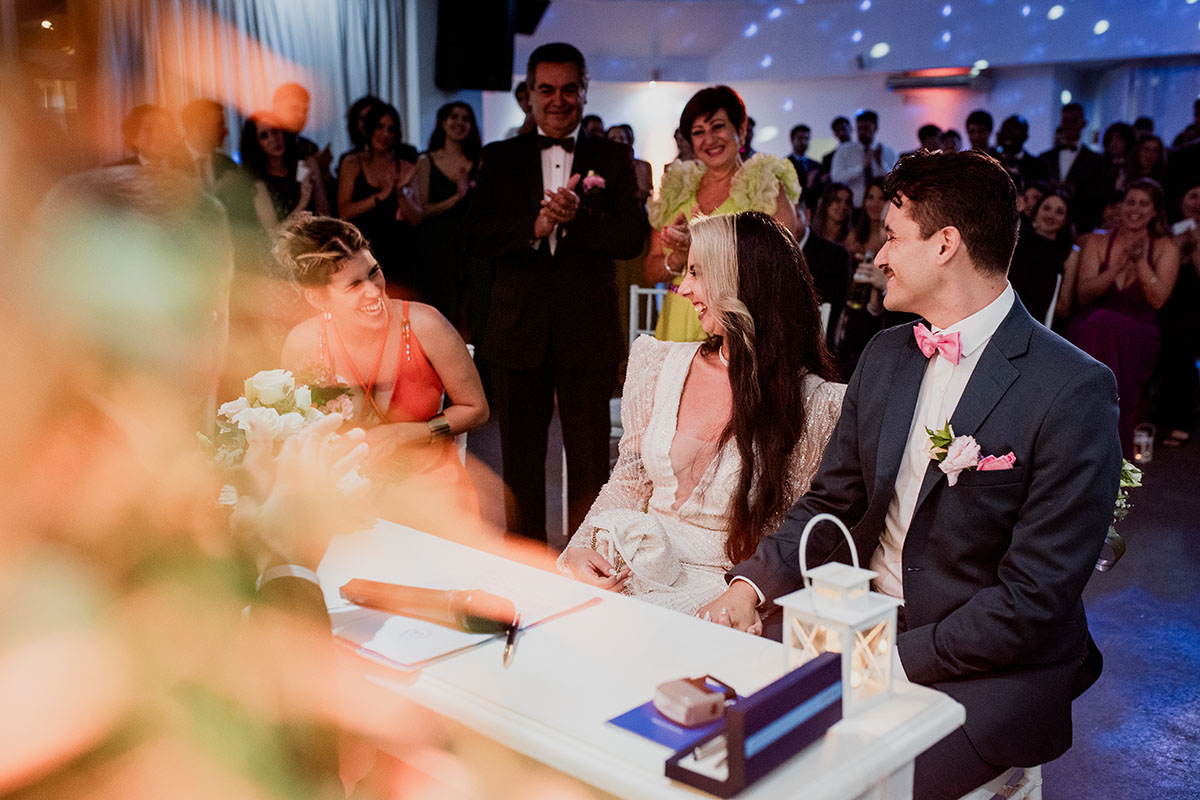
[1008,217,1072,325]
[347,168,416,288]
[417,159,474,325]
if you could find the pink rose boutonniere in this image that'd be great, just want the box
[581,169,606,194]
[926,422,1016,486]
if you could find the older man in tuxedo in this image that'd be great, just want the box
[702,150,1121,799]
[464,43,648,542]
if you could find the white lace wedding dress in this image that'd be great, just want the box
[559,336,845,615]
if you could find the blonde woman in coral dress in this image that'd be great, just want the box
[561,212,844,617]
[645,86,801,342]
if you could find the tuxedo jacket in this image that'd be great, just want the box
[1039,145,1106,232]
[463,133,648,370]
[732,297,1121,767]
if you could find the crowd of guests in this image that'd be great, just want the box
[20,36,1187,799]
[779,103,1197,458]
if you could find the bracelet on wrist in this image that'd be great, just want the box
[428,414,452,441]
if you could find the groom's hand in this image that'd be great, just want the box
[697,581,762,635]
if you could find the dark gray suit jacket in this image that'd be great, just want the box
[732,297,1121,767]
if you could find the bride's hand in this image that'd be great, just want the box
[696,582,763,635]
[563,547,631,592]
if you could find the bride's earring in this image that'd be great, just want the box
[322,308,332,322]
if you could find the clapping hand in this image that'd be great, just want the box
[1116,238,1148,289]
[395,159,418,192]
[296,156,319,206]
[660,210,694,273]
[543,173,581,222]
[562,546,631,592]
[661,210,692,252]
[316,144,333,174]
[534,173,581,238]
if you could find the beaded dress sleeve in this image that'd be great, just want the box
[558,336,672,563]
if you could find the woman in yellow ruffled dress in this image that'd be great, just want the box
[645,86,801,341]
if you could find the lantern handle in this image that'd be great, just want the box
[798,513,859,589]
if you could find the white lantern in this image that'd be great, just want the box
[775,514,902,716]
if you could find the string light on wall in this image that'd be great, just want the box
[760,54,773,68]
[768,6,782,20]
[1093,19,1109,35]
[941,30,951,43]
[859,0,871,11]
[1021,5,1031,16]
[941,4,952,17]
[851,29,863,42]
[743,22,758,37]
[1048,5,1065,20]
[869,42,890,59]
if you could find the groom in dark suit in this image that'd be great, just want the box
[464,43,648,542]
[701,150,1121,799]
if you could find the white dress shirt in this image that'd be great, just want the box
[870,284,1015,599]
[538,124,579,254]
[830,139,897,209]
[1057,144,1081,183]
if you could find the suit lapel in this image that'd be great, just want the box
[1065,148,1086,185]
[570,133,591,196]
[520,133,546,209]
[912,301,1031,512]
[875,328,929,496]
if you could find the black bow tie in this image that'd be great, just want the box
[1060,144,1078,152]
[538,135,576,152]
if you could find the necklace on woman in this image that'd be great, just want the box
[328,305,392,422]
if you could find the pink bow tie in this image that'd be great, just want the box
[913,324,962,365]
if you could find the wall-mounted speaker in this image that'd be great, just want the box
[435,0,550,91]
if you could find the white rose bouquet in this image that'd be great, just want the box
[200,369,366,504]
[1097,459,1142,571]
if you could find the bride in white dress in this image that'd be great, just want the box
[559,211,845,617]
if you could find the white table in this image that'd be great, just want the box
[319,521,964,800]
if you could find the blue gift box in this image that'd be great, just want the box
[664,652,842,797]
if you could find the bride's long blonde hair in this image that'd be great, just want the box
[688,212,838,563]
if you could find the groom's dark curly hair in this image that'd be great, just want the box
[883,149,1019,276]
